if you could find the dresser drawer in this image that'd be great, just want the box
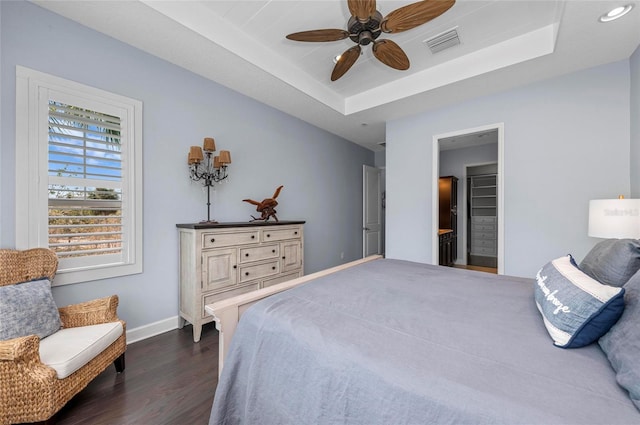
[238,260,280,283]
[202,230,259,248]
[471,223,496,232]
[239,244,279,264]
[261,227,302,242]
[472,231,496,240]
[471,216,496,224]
[471,245,497,256]
[472,238,496,248]
[201,283,259,317]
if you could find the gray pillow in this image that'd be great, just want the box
[599,270,640,411]
[580,239,640,287]
[0,279,61,340]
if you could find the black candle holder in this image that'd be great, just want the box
[189,150,229,223]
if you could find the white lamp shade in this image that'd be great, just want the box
[588,199,640,239]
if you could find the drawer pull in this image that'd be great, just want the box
[272,266,276,270]
[294,231,298,235]
[245,272,250,276]
[233,265,237,269]
[245,253,249,257]
[266,234,271,238]
[282,256,286,260]
[251,235,255,239]
[210,238,215,243]
[272,249,276,253]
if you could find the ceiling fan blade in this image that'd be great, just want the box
[348,0,377,21]
[382,0,455,33]
[331,45,361,81]
[372,39,410,70]
[286,29,350,42]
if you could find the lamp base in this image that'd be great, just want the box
[199,219,219,224]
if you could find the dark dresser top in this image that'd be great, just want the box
[176,220,305,229]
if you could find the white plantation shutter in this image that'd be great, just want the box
[16,67,142,285]
[47,101,124,261]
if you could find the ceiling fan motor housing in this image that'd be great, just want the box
[348,11,383,45]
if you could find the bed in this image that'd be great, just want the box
[207,244,640,424]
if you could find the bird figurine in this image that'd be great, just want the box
[243,185,283,222]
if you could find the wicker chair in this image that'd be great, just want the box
[0,248,126,425]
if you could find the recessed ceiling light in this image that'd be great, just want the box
[599,4,633,22]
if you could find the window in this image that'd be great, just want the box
[16,66,142,285]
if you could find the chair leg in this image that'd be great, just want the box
[114,352,125,373]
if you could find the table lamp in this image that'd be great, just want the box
[588,196,640,239]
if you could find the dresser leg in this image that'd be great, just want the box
[193,324,202,343]
[178,316,186,329]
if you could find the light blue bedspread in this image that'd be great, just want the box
[209,259,640,424]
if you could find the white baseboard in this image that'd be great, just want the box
[125,315,181,344]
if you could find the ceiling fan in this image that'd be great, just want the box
[286,0,456,81]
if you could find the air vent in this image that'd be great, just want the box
[425,28,460,54]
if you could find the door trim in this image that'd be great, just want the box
[431,123,505,274]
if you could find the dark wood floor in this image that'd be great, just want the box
[453,264,497,274]
[52,322,219,425]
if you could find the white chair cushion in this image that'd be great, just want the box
[39,322,123,379]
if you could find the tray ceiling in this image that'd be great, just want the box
[33,1,640,151]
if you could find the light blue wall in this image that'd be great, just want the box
[0,1,373,329]
[0,2,3,241]
[387,60,631,278]
[374,150,386,168]
[440,143,498,261]
[631,45,640,198]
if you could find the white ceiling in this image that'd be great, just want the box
[33,0,640,152]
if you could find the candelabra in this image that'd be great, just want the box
[187,137,231,223]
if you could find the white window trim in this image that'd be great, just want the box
[16,66,143,286]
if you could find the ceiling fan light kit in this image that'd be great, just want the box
[286,0,456,81]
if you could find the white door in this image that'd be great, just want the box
[363,165,382,257]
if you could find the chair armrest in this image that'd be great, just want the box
[0,335,56,382]
[0,335,41,362]
[59,295,121,328]
[0,335,57,417]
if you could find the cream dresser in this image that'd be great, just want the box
[176,221,304,342]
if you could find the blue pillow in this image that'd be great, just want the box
[599,270,640,411]
[534,255,625,348]
[0,278,61,340]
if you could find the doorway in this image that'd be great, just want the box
[466,163,498,269]
[362,165,383,257]
[432,124,504,274]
